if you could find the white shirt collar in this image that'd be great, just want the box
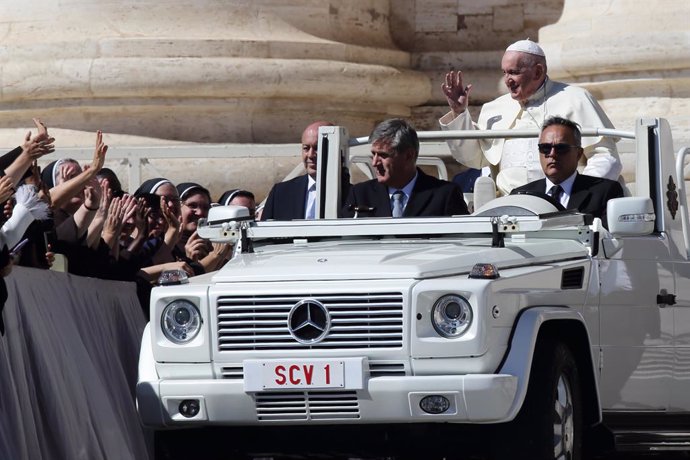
[545,171,578,204]
[388,170,418,199]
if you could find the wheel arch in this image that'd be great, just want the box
[497,306,601,425]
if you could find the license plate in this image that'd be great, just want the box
[243,358,365,392]
[260,360,344,390]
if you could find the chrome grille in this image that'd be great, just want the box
[216,293,403,351]
[255,391,359,421]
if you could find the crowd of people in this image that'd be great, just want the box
[0,39,623,325]
[0,123,258,321]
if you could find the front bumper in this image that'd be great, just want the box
[137,373,518,428]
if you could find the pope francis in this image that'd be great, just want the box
[439,39,621,196]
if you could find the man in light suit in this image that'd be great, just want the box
[341,118,468,218]
[439,39,621,196]
[511,116,623,227]
[261,120,334,221]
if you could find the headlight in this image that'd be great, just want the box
[161,300,202,344]
[431,295,472,338]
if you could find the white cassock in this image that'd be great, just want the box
[439,77,622,196]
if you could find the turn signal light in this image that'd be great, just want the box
[469,263,500,279]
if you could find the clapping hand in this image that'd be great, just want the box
[185,231,209,262]
[0,176,15,204]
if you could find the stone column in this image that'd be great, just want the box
[0,0,429,144]
[0,0,430,198]
[540,0,690,155]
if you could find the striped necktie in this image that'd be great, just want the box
[391,190,404,218]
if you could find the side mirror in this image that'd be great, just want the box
[607,197,655,237]
[205,204,250,224]
[197,205,251,243]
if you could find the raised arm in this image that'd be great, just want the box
[441,70,473,118]
[71,177,101,239]
[50,130,107,209]
[3,119,55,185]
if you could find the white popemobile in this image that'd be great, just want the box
[137,119,690,459]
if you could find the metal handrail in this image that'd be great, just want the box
[350,127,636,146]
[14,127,636,192]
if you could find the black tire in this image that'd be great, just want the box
[495,340,582,460]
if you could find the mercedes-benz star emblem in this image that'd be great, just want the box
[288,299,330,344]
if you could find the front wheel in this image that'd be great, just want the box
[496,340,582,460]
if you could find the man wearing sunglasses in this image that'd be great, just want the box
[511,117,623,227]
[439,39,621,196]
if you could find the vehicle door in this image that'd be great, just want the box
[670,260,690,411]
[598,234,674,411]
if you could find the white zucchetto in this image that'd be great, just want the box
[506,39,545,57]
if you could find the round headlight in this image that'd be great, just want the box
[431,295,472,338]
[161,300,202,344]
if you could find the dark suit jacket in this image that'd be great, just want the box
[261,175,309,221]
[511,173,624,226]
[262,172,352,221]
[341,169,469,218]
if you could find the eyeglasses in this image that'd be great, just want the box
[537,143,580,155]
[182,202,210,212]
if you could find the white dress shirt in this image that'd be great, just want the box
[305,175,316,219]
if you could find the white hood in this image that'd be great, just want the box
[211,238,588,282]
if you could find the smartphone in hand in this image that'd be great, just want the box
[44,231,68,272]
[10,238,29,258]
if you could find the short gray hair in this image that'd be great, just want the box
[369,118,419,157]
[518,53,547,73]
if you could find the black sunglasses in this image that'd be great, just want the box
[538,143,580,155]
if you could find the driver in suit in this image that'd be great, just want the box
[261,121,334,221]
[511,116,623,226]
[341,118,468,218]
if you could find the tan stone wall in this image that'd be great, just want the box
[541,0,690,152]
[0,0,428,144]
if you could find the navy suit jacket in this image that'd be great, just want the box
[511,173,624,226]
[261,175,308,221]
[340,169,468,218]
